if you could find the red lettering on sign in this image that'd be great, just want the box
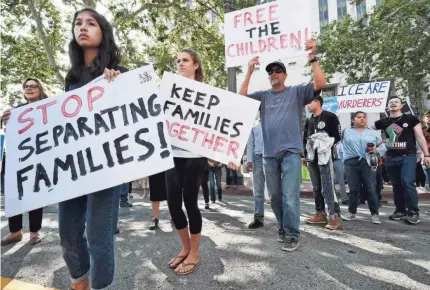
[214,136,228,152]
[268,4,279,21]
[227,44,235,57]
[18,108,34,135]
[36,100,57,124]
[258,39,267,53]
[191,128,205,143]
[267,37,278,51]
[234,13,242,28]
[87,86,104,112]
[61,95,83,118]
[227,141,240,158]
[256,8,265,24]
[280,34,288,48]
[178,125,190,141]
[244,12,253,26]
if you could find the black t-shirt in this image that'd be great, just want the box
[375,114,420,157]
[303,110,341,158]
[65,65,128,92]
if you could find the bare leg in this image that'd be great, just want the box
[175,233,201,274]
[72,279,90,290]
[152,201,160,219]
[168,228,191,268]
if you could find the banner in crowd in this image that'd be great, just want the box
[306,96,338,118]
[224,0,312,68]
[336,81,391,113]
[4,65,174,217]
[159,72,260,165]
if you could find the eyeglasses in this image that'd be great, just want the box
[24,85,39,89]
[268,69,284,75]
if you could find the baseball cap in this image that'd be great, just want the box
[265,61,286,74]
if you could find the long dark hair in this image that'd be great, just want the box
[23,78,49,101]
[181,49,204,82]
[65,8,121,85]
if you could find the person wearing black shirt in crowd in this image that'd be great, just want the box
[304,96,342,230]
[374,96,430,224]
[58,9,128,290]
[0,78,48,246]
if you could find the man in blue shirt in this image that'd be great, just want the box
[246,118,265,229]
[239,39,327,252]
[342,111,386,224]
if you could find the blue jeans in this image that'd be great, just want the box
[385,155,419,213]
[252,155,265,222]
[59,185,121,289]
[264,151,301,239]
[119,183,130,203]
[209,166,222,201]
[422,164,430,184]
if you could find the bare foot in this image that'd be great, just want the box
[174,252,200,274]
[168,248,189,268]
[2,231,22,241]
[72,279,90,290]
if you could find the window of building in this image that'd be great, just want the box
[337,0,347,20]
[356,0,367,19]
[319,0,329,31]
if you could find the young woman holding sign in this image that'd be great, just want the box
[0,78,48,246]
[59,8,127,290]
[165,49,209,275]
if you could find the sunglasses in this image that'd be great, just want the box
[268,69,284,75]
[24,85,39,89]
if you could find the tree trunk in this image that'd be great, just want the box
[28,0,65,87]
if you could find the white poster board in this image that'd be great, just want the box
[5,65,174,217]
[336,81,391,113]
[159,72,260,165]
[224,0,313,68]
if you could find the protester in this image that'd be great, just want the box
[304,96,342,230]
[420,112,430,189]
[120,183,132,207]
[416,146,427,193]
[342,111,385,224]
[200,165,210,209]
[208,159,223,203]
[374,97,430,224]
[165,49,207,275]
[0,78,48,246]
[239,39,326,251]
[58,9,127,290]
[148,172,167,230]
[247,118,266,229]
[225,166,238,190]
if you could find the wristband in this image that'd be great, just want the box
[309,56,318,63]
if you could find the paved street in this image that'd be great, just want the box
[1,193,430,290]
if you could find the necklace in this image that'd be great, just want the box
[390,114,403,123]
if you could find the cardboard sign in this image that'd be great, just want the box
[4,65,174,217]
[337,81,391,113]
[224,0,313,68]
[159,72,260,165]
[306,96,338,118]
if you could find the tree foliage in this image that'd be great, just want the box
[318,0,430,113]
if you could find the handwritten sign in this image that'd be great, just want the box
[224,0,313,68]
[336,81,391,113]
[159,72,260,165]
[4,65,174,217]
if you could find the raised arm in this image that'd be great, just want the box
[305,39,326,91]
[239,57,259,96]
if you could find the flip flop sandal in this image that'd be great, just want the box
[168,255,187,269]
[1,235,23,246]
[29,236,41,245]
[175,262,200,276]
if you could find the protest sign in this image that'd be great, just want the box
[306,96,338,118]
[159,72,260,165]
[5,65,174,217]
[224,0,313,68]
[336,81,391,113]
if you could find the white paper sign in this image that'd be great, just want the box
[5,65,174,217]
[159,72,260,165]
[336,81,391,113]
[224,0,313,68]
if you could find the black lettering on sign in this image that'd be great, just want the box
[231,122,243,138]
[148,94,161,117]
[172,105,184,119]
[17,165,34,200]
[120,104,129,126]
[130,98,148,123]
[100,106,119,129]
[77,117,94,137]
[157,122,171,159]
[64,123,79,144]
[94,113,110,136]
[184,109,200,124]
[220,119,231,135]
[35,130,52,155]
[164,100,176,113]
[171,83,182,99]
[270,21,280,35]
[76,150,87,176]
[53,155,78,185]
[85,147,103,172]
[33,163,51,193]
[194,92,206,107]
[208,95,220,110]
[114,134,134,165]
[139,72,152,83]
[183,88,194,103]
[18,137,35,162]
[53,125,64,147]
[135,128,155,162]
[103,142,115,168]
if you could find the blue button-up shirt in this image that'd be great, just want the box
[247,121,264,163]
[342,127,387,161]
